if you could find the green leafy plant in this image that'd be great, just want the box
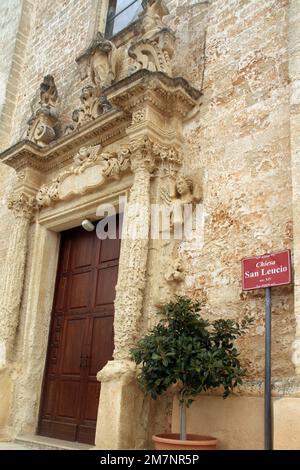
[131,296,253,440]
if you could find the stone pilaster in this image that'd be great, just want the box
[113,136,154,360]
[95,136,155,449]
[0,192,36,369]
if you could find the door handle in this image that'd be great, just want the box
[79,353,84,368]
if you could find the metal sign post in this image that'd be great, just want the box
[241,250,292,451]
[265,287,272,450]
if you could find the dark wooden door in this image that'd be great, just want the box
[38,222,121,444]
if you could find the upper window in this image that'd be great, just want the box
[105,0,143,38]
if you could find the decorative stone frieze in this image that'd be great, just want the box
[128,1,175,76]
[106,70,201,125]
[36,144,132,208]
[26,75,61,147]
[35,138,180,208]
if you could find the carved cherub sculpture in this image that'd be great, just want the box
[161,174,203,231]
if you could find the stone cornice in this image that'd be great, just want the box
[0,71,200,174]
[0,109,129,173]
[105,69,202,115]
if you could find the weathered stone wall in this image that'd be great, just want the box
[178,0,294,380]
[0,0,23,118]
[0,0,23,286]
[0,0,299,448]
[1,0,296,381]
[10,0,99,143]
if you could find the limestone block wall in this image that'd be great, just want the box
[0,0,299,447]
[0,0,23,122]
[179,0,294,379]
[0,0,39,293]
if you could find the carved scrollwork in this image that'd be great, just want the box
[36,145,132,208]
[36,138,182,208]
[128,1,175,76]
[101,149,131,179]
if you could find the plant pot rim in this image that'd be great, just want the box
[152,433,218,446]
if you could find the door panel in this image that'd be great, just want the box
[59,317,86,375]
[68,271,93,311]
[95,266,119,306]
[39,221,121,444]
[89,316,114,374]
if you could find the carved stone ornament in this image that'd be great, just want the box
[165,257,185,284]
[161,173,203,206]
[128,0,175,76]
[36,145,131,208]
[26,75,61,147]
[36,138,181,208]
[71,86,112,131]
[161,172,203,229]
[130,136,181,170]
[76,32,119,91]
[153,254,185,307]
[7,192,37,219]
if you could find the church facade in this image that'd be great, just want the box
[0,0,300,450]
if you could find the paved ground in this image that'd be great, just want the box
[0,442,39,450]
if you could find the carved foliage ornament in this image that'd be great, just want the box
[26,75,61,147]
[71,87,112,131]
[8,192,37,219]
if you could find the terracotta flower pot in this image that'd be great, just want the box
[152,433,218,451]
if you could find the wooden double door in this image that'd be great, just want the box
[39,222,121,444]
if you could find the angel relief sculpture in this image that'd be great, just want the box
[161,175,203,232]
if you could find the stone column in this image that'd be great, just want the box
[0,192,35,369]
[95,136,154,449]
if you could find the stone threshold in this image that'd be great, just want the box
[14,435,93,451]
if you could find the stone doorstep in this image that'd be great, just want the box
[14,435,93,451]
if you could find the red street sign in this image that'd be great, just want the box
[242,250,292,291]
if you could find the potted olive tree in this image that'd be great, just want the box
[131,296,253,450]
